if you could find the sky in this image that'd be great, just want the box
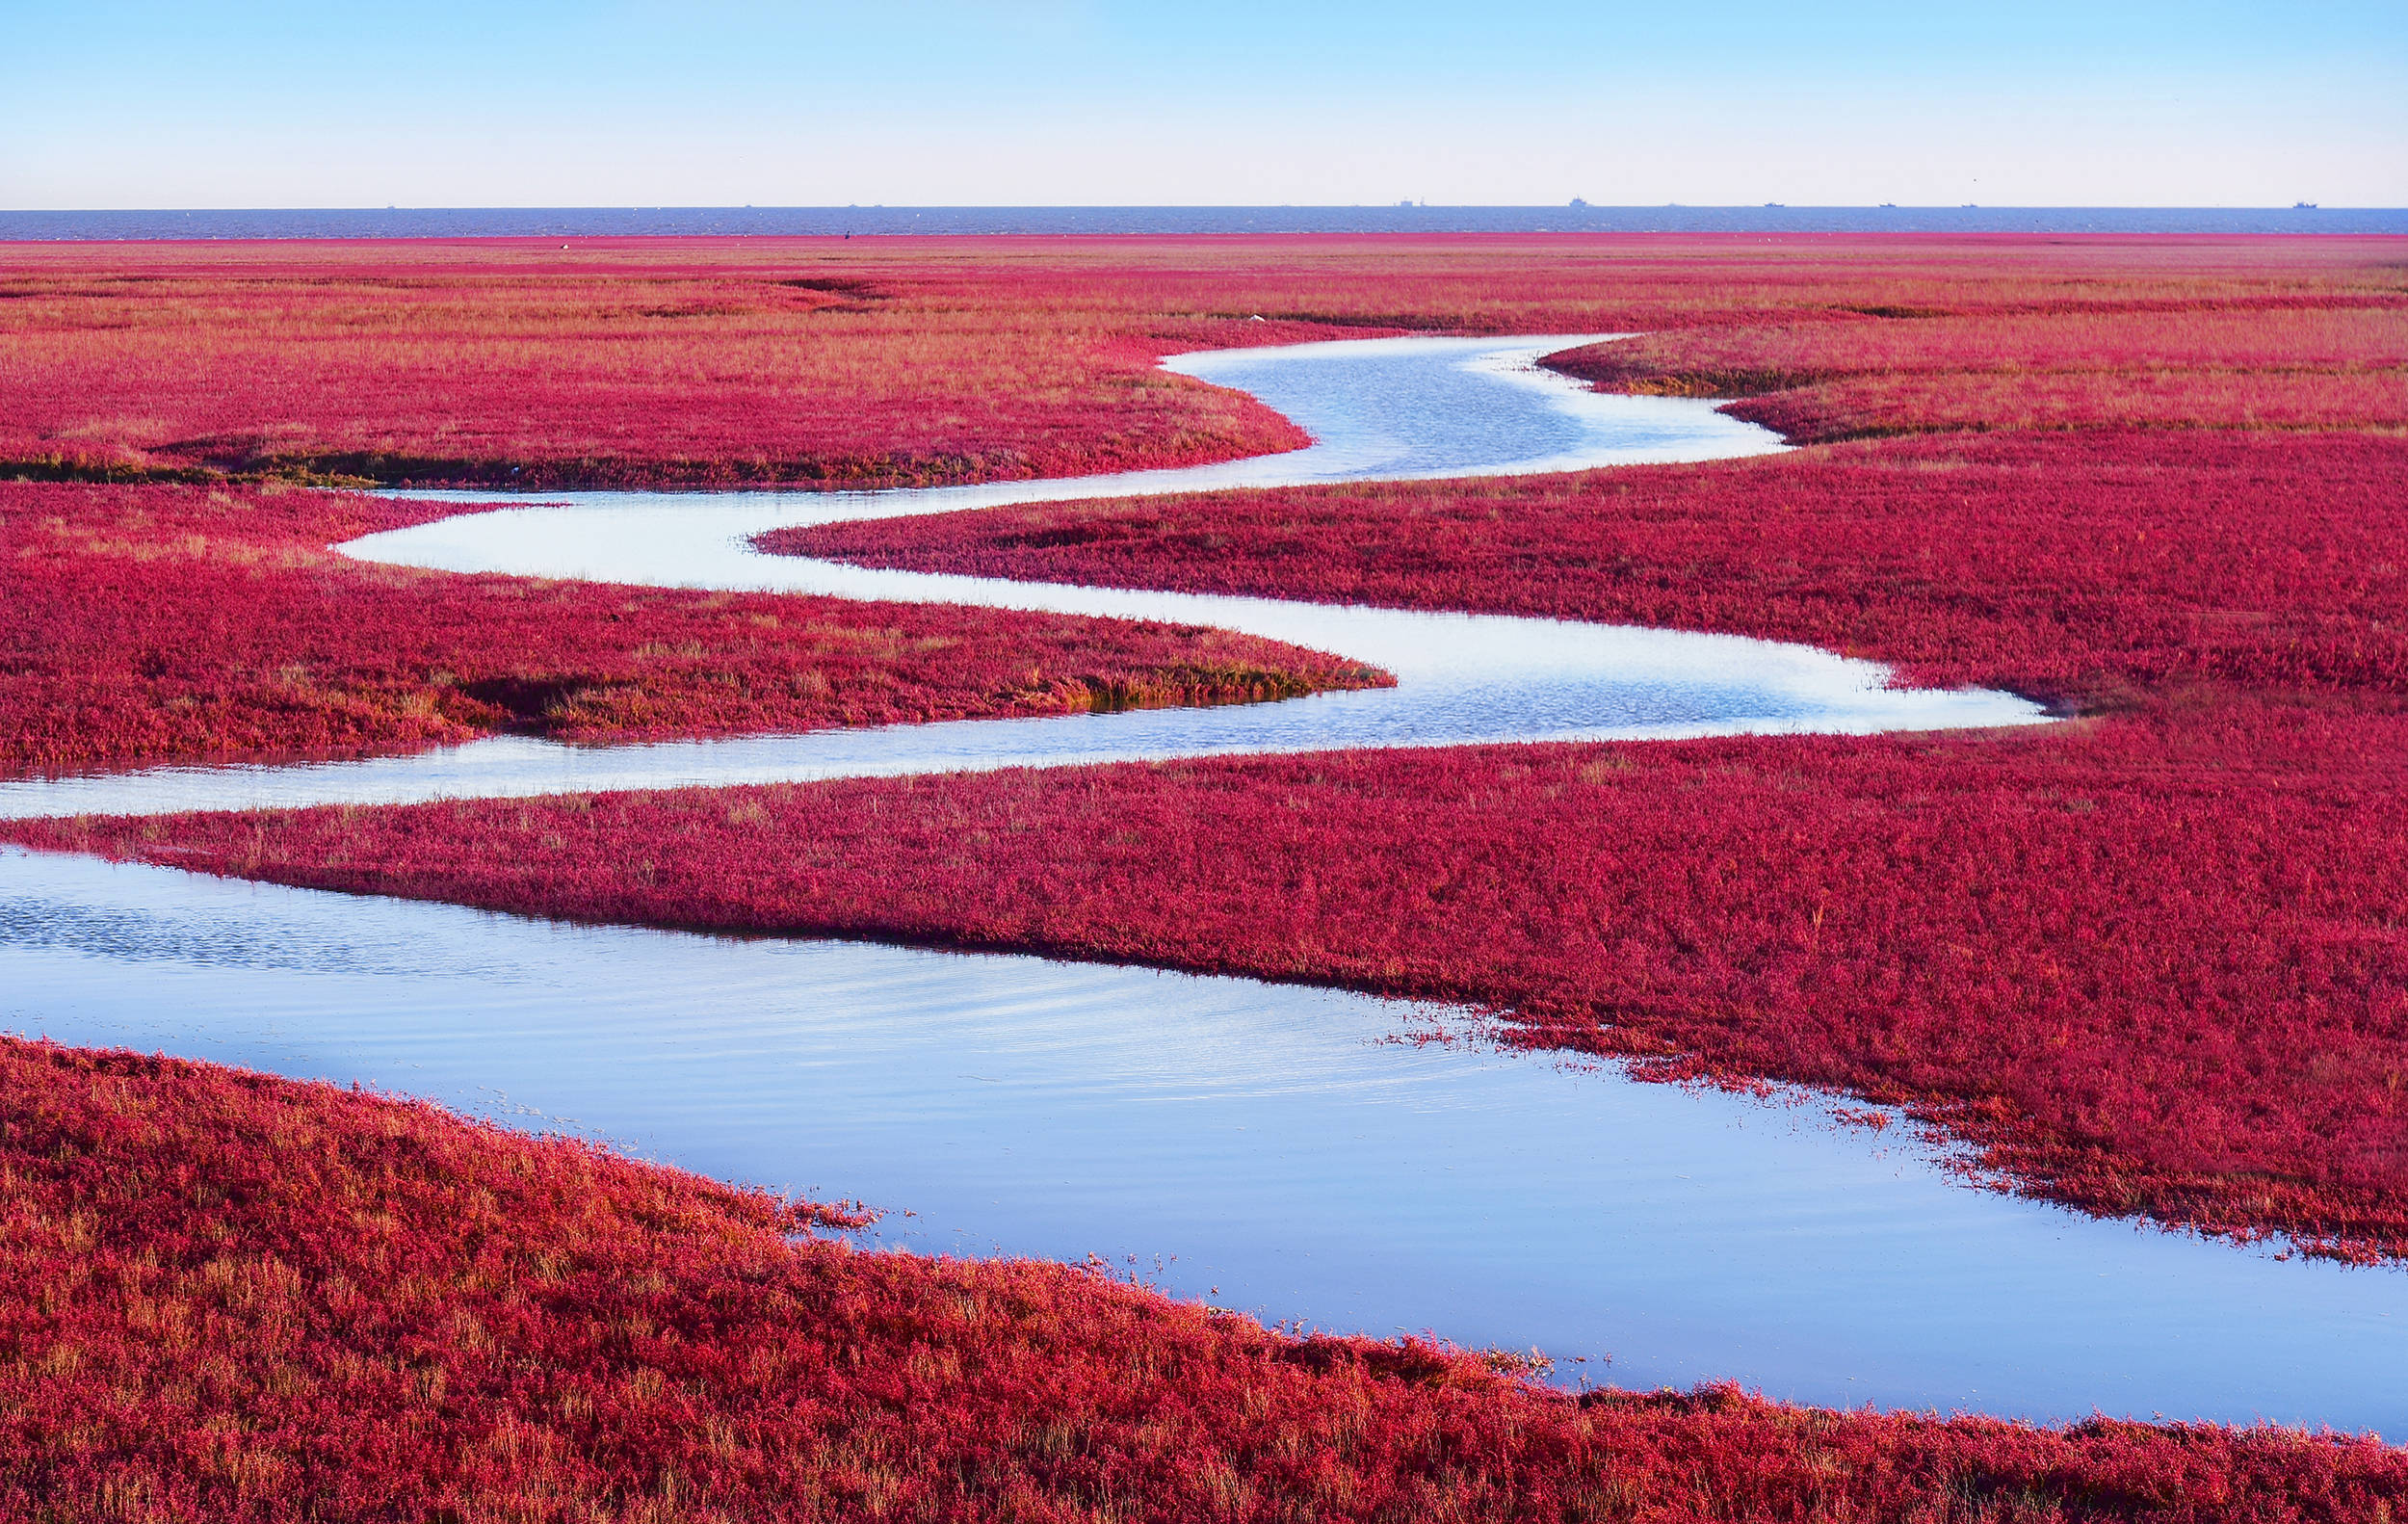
[4,0,2402,209]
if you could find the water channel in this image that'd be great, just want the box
[0,337,2040,819]
[4,334,2396,1432]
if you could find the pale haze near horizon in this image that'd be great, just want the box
[5,0,2402,210]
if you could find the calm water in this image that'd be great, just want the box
[6,333,2394,1432]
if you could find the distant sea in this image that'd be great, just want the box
[5,206,2405,241]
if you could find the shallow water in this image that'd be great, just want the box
[5,846,2400,1432]
[0,336,2036,819]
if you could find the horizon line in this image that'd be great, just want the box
[11,201,2402,214]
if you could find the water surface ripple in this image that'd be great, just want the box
[4,847,2400,1432]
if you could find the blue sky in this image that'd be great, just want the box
[5,0,2401,207]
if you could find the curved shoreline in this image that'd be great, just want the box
[0,336,2041,821]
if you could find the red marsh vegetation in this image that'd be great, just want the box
[40,703,2406,1262]
[8,1037,2402,1522]
[10,235,2408,1507]
[5,233,2399,488]
[0,480,1381,777]
[28,239,2406,1258]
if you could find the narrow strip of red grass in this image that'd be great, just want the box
[7,1037,2399,1521]
[1544,298,2406,441]
[0,480,1383,777]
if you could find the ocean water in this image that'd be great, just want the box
[7,204,2402,241]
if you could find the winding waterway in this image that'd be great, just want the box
[0,337,2038,819]
[4,335,2398,1432]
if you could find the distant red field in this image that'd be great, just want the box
[0,480,1382,777]
[10,1038,2400,1521]
[0,241,1310,488]
[5,233,2399,487]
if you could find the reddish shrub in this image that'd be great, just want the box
[0,480,1382,776]
[6,1038,2399,1520]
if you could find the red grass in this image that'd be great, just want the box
[8,1036,2401,1521]
[6,235,2399,486]
[0,480,1382,777]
